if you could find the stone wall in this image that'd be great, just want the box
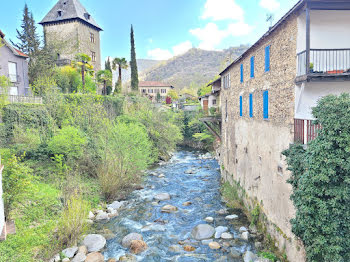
[43,19,101,71]
[219,11,306,262]
[0,162,5,239]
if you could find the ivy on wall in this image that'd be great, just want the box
[283,94,350,262]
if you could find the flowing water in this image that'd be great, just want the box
[100,150,257,261]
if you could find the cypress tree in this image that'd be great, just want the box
[105,57,112,73]
[11,4,40,55]
[130,25,139,91]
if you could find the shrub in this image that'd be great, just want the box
[283,94,350,262]
[55,191,90,249]
[47,126,87,160]
[209,107,217,115]
[2,154,35,217]
[97,121,153,200]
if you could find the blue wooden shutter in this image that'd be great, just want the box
[263,90,269,119]
[239,96,243,117]
[250,57,255,78]
[265,46,270,72]
[240,64,244,83]
[249,94,253,118]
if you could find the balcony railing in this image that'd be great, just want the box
[297,49,350,77]
[7,95,43,104]
[294,118,322,144]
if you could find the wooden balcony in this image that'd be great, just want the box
[294,118,322,144]
[296,49,350,83]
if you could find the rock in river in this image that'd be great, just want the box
[241,231,249,241]
[243,251,258,262]
[62,246,78,258]
[154,193,171,201]
[161,205,178,213]
[71,252,87,262]
[209,242,221,250]
[85,252,104,262]
[205,217,214,223]
[191,224,215,240]
[118,254,137,261]
[215,226,228,238]
[225,214,238,220]
[221,232,233,240]
[83,234,106,252]
[130,240,148,254]
[122,233,143,248]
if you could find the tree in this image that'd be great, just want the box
[130,25,139,91]
[283,93,350,262]
[112,57,128,93]
[105,57,112,73]
[11,4,40,55]
[97,70,112,95]
[156,93,161,103]
[72,53,93,93]
[168,90,179,101]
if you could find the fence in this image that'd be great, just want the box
[7,95,43,104]
[294,118,322,144]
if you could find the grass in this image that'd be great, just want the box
[221,181,243,209]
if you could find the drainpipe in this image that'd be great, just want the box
[305,2,311,76]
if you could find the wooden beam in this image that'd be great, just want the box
[203,121,221,142]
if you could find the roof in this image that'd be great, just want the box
[39,0,102,31]
[14,48,29,58]
[220,0,305,75]
[207,77,221,87]
[139,81,174,88]
[0,30,4,39]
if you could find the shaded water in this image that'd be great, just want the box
[101,150,256,261]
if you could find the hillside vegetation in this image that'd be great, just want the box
[142,46,249,90]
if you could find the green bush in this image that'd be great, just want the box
[283,94,350,262]
[47,126,87,160]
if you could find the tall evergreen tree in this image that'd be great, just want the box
[105,57,112,73]
[11,4,40,55]
[130,25,139,91]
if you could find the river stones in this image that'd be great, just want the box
[230,248,241,258]
[71,253,87,262]
[225,214,238,220]
[88,211,95,220]
[183,245,196,252]
[95,211,109,221]
[191,224,215,240]
[169,245,182,253]
[209,242,221,250]
[243,251,258,262]
[78,245,88,255]
[241,231,249,241]
[205,217,214,223]
[62,246,78,258]
[154,193,171,201]
[161,205,178,213]
[107,201,126,210]
[221,232,233,240]
[217,209,229,215]
[122,233,143,248]
[118,254,137,261]
[215,226,228,238]
[239,226,248,233]
[182,201,192,206]
[85,252,104,262]
[201,239,213,245]
[130,240,148,254]
[83,234,106,252]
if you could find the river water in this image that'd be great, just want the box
[101,150,257,261]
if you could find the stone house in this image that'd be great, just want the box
[199,78,221,113]
[219,1,350,261]
[40,0,102,72]
[0,30,29,96]
[139,81,175,102]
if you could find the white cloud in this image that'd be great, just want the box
[147,41,193,60]
[202,0,244,21]
[190,22,253,50]
[147,48,173,60]
[172,41,193,56]
[259,0,280,12]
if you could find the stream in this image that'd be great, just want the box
[99,150,257,261]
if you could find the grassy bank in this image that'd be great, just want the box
[0,93,183,261]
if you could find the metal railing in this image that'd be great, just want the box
[7,95,43,104]
[294,119,322,144]
[297,49,350,76]
[55,59,71,67]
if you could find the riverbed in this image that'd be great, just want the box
[100,150,257,261]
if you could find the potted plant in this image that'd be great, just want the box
[310,62,314,73]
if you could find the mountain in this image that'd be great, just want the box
[141,45,249,90]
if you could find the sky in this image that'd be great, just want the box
[1,0,299,62]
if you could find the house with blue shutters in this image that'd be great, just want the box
[218,1,350,261]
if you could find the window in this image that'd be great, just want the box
[263,90,269,119]
[239,96,243,117]
[161,89,166,94]
[265,45,271,72]
[223,73,230,89]
[250,56,255,78]
[142,89,146,93]
[249,94,253,118]
[57,10,62,17]
[90,33,95,43]
[240,64,244,83]
[8,62,17,82]
[148,89,153,94]
[213,99,217,105]
[91,51,96,62]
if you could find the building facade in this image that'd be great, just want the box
[199,78,221,114]
[40,0,102,71]
[0,30,29,96]
[219,1,350,261]
[139,81,174,102]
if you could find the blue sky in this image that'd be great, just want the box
[1,0,299,61]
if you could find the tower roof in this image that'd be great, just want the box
[39,0,102,31]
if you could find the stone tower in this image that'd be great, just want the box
[40,0,102,71]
